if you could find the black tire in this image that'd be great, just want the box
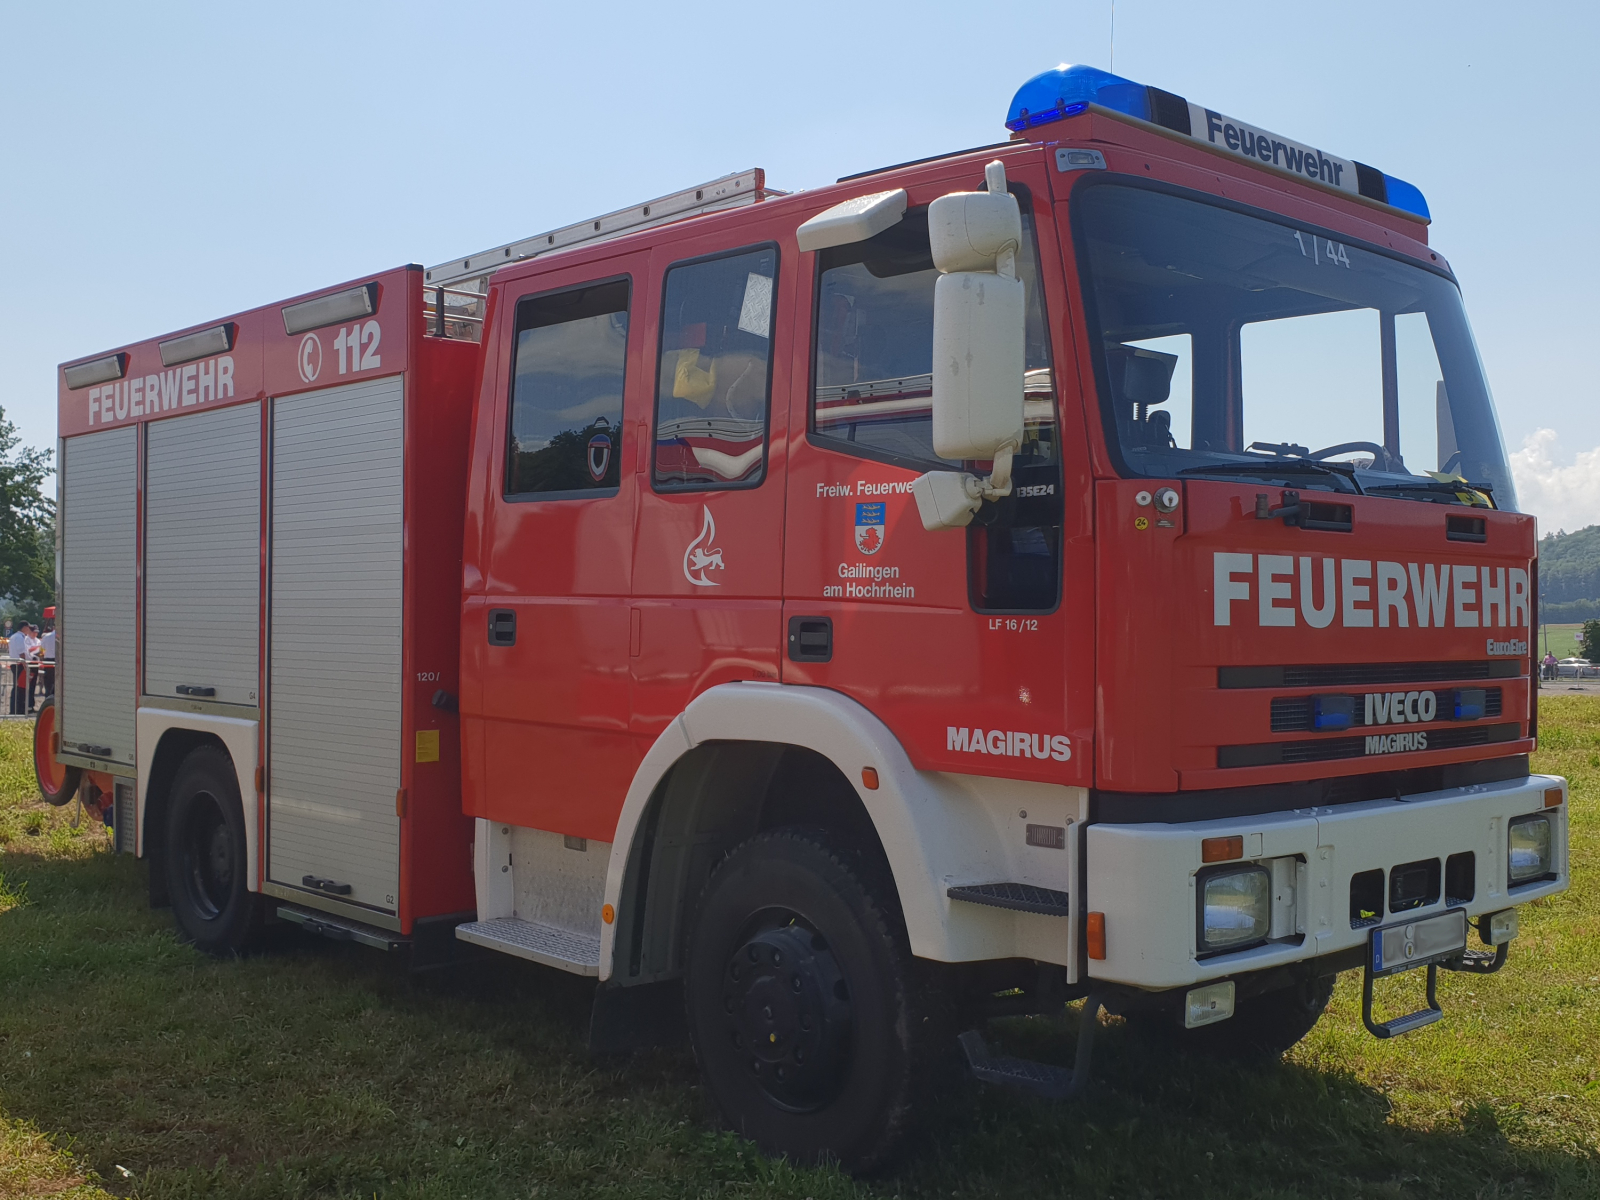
[685,828,926,1173]
[1130,973,1337,1060]
[163,746,262,955]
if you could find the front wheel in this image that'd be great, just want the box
[163,746,262,955]
[32,698,80,807]
[685,829,926,1173]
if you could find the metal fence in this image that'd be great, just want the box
[0,658,53,718]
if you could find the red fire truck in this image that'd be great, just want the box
[39,63,1568,1168]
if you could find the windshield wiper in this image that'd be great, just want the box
[1362,479,1494,502]
[1178,458,1363,492]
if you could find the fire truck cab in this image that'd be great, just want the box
[48,64,1568,1169]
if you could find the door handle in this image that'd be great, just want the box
[488,609,516,647]
[787,616,833,663]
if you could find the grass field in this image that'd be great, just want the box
[1541,624,1584,661]
[1,705,1596,1199]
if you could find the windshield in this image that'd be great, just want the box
[1074,183,1516,509]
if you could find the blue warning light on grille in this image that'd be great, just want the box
[1005,64,1430,221]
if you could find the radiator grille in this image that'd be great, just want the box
[1219,722,1521,768]
[1221,660,1520,689]
[1270,688,1502,732]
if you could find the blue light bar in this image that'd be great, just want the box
[1381,174,1430,220]
[1006,64,1150,130]
[1006,63,1430,221]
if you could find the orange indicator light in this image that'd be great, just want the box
[1086,911,1106,960]
[1202,835,1244,863]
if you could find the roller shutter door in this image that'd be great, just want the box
[144,403,261,706]
[268,376,403,912]
[60,427,138,765]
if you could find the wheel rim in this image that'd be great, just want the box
[180,792,233,921]
[723,917,853,1112]
[34,705,65,795]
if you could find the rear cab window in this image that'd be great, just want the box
[505,277,631,499]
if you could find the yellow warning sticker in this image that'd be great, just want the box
[415,729,440,763]
[1134,516,1149,531]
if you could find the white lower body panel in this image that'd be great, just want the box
[1086,774,1568,990]
[468,819,609,975]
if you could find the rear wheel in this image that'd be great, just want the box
[163,746,262,955]
[685,829,925,1173]
[32,698,80,807]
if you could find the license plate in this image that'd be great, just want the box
[1369,908,1467,976]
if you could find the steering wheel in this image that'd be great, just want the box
[1308,441,1391,469]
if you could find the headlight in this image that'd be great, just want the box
[1508,815,1552,886]
[1197,864,1271,954]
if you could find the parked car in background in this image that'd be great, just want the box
[1556,658,1600,680]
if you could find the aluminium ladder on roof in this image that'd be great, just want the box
[421,169,778,338]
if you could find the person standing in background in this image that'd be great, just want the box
[7,623,26,714]
[40,613,55,699]
[24,624,41,712]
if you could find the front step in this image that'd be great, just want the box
[455,917,601,976]
[959,993,1106,1101]
[276,905,407,951]
[947,881,1071,917]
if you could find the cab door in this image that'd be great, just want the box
[476,254,646,842]
[629,235,790,739]
[781,154,1095,786]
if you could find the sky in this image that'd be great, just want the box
[2,0,1596,532]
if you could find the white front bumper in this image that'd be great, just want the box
[1086,774,1567,990]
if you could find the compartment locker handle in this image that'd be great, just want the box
[488,609,516,647]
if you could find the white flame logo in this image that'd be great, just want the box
[682,506,725,587]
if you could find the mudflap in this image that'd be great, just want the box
[589,978,686,1054]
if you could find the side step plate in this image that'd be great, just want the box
[276,905,407,951]
[959,993,1104,1101]
[947,882,1071,917]
[455,917,601,976]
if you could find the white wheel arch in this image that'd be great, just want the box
[598,682,1084,981]
[136,707,260,890]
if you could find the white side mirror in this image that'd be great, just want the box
[914,161,1026,531]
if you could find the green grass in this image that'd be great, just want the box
[1,706,1596,1198]
[1540,624,1583,660]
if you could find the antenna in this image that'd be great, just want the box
[1110,0,1115,73]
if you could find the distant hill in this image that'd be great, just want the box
[1539,526,1600,622]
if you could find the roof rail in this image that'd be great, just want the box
[424,169,777,292]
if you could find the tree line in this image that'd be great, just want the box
[0,404,55,626]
